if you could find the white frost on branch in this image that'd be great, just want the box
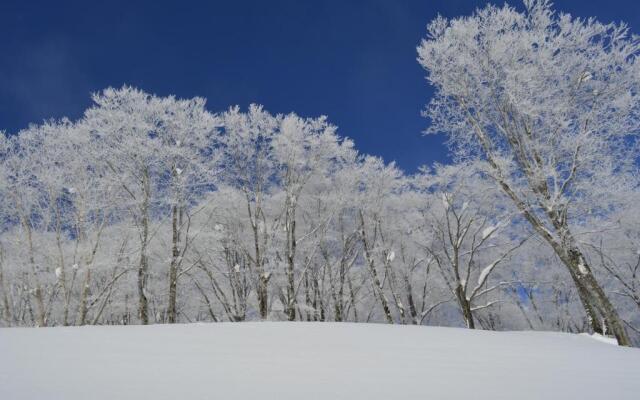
[477,260,499,287]
[386,251,395,263]
[441,193,451,210]
[482,225,498,240]
[577,258,589,276]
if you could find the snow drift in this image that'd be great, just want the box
[1,322,638,400]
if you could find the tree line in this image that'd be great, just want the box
[0,0,639,346]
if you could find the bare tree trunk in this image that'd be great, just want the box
[304,271,312,321]
[167,203,180,324]
[23,220,45,327]
[404,274,418,325]
[285,194,297,321]
[50,195,72,327]
[323,250,342,322]
[137,169,151,325]
[77,268,91,326]
[382,251,406,324]
[0,248,13,325]
[359,210,393,324]
[563,244,629,345]
[75,222,108,326]
[455,283,475,329]
[540,205,625,342]
[313,273,324,321]
[348,275,359,322]
[247,198,269,320]
[335,257,345,322]
[257,265,269,319]
[327,222,357,322]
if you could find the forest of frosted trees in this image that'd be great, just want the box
[1,1,639,346]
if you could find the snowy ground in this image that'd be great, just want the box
[1,323,639,400]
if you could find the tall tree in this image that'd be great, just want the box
[152,95,219,323]
[417,0,640,344]
[272,113,353,320]
[417,163,527,329]
[219,105,279,319]
[82,87,167,325]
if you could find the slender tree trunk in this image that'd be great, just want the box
[77,267,91,326]
[404,274,418,325]
[336,256,345,322]
[31,272,45,326]
[51,196,71,327]
[304,271,312,321]
[167,203,180,324]
[348,275,358,322]
[257,272,269,319]
[25,223,45,327]
[138,169,151,325]
[56,239,70,326]
[313,274,324,321]
[383,253,405,324]
[455,283,475,329]
[248,199,269,320]
[359,211,393,324]
[0,255,13,325]
[285,196,297,321]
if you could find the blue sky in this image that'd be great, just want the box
[1,0,638,171]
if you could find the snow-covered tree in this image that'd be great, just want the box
[271,113,355,320]
[0,77,635,343]
[415,163,528,328]
[218,105,279,319]
[417,0,640,345]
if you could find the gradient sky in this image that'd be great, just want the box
[1,0,639,171]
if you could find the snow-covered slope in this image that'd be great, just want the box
[1,323,638,400]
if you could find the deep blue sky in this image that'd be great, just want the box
[1,0,639,171]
